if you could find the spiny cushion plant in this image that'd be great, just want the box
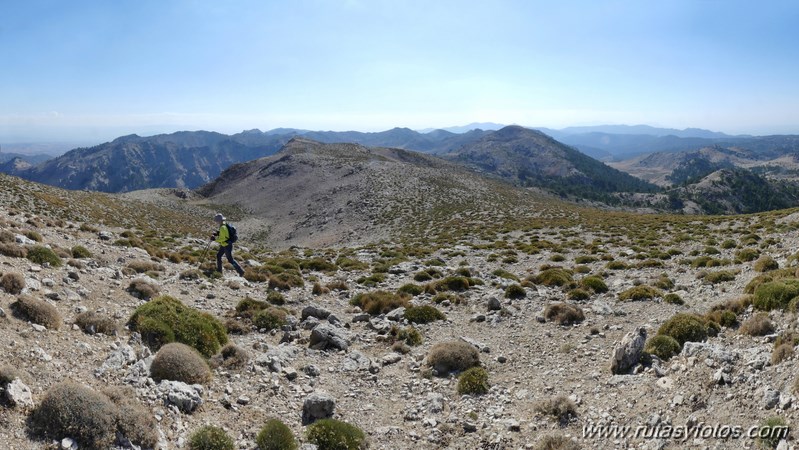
[532,267,574,287]
[534,395,578,425]
[1,272,25,294]
[754,255,779,272]
[618,285,663,301]
[253,307,288,331]
[753,280,799,311]
[657,313,710,348]
[505,283,526,299]
[74,311,118,335]
[544,303,585,325]
[739,313,775,337]
[12,295,61,329]
[127,278,160,300]
[350,290,409,315]
[187,425,235,450]
[26,245,62,267]
[29,382,118,450]
[128,295,228,357]
[426,340,480,375]
[305,419,366,450]
[580,275,608,293]
[403,305,446,324]
[644,335,681,361]
[150,342,212,384]
[103,386,159,449]
[457,366,490,395]
[256,418,298,450]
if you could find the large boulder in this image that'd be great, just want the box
[610,327,647,374]
[302,392,336,425]
[309,323,350,351]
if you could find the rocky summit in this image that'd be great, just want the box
[1,162,799,450]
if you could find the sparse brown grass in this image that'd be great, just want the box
[11,295,61,329]
[740,313,775,337]
[544,302,585,325]
[426,340,480,375]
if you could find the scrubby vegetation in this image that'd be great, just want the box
[11,295,61,329]
[645,335,681,360]
[306,419,366,450]
[350,290,409,315]
[657,313,711,348]
[403,305,446,324]
[427,340,480,375]
[457,366,490,395]
[150,342,212,384]
[128,295,228,357]
[544,303,585,325]
[256,418,298,450]
[188,425,235,450]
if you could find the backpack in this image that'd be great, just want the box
[226,223,238,243]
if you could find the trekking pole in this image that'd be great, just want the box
[198,240,212,270]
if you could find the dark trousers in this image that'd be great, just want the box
[216,244,244,275]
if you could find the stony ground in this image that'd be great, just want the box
[2,195,799,450]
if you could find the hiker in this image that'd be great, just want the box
[211,213,245,276]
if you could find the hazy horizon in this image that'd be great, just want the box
[2,1,798,143]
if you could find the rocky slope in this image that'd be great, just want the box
[1,175,799,449]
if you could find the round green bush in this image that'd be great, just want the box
[533,268,574,287]
[128,295,228,357]
[644,335,681,360]
[253,307,287,331]
[504,283,526,299]
[256,418,298,450]
[403,305,446,324]
[435,276,471,292]
[580,275,608,293]
[754,255,779,272]
[29,382,118,450]
[754,280,799,311]
[150,342,211,384]
[188,426,235,450]
[306,419,366,450]
[350,290,409,315]
[663,293,684,305]
[705,309,737,328]
[457,367,490,395]
[71,245,92,258]
[618,285,662,301]
[657,313,709,347]
[397,283,424,296]
[567,288,590,301]
[26,245,62,267]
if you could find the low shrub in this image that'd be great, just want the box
[543,303,585,325]
[150,342,212,384]
[533,268,574,287]
[753,280,799,311]
[253,307,288,331]
[1,272,25,294]
[567,288,590,301]
[605,260,628,270]
[0,243,27,258]
[534,395,577,425]
[432,276,472,292]
[618,285,662,301]
[180,269,203,280]
[306,419,366,450]
[236,297,269,318]
[390,326,423,346]
[71,245,92,258]
[127,278,160,300]
[705,309,737,328]
[663,293,684,305]
[404,305,446,324]
[125,260,163,274]
[457,367,490,395]
[580,276,608,293]
[644,335,681,360]
[312,282,330,295]
[754,255,779,273]
[657,313,710,347]
[426,340,480,375]
[772,343,794,365]
[128,295,228,357]
[735,248,760,262]
[267,290,287,305]
[12,295,60,329]
[654,275,674,290]
[504,284,526,299]
[740,313,775,336]
[103,386,159,449]
[269,272,304,290]
[492,269,519,281]
[702,270,737,284]
[397,283,424,296]
[350,291,409,315]
[188,426,235,450]
[74,311,118,335]
[300,257,338,273]
[210,343,250,369]
[758,417,788,450]
[256,418,298,450]
[29,382,118,449]
[0,365,23,386]
[26,245,62,267]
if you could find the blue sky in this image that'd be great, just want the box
[2,0,798,144]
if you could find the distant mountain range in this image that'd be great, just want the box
[4,123,799,215]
